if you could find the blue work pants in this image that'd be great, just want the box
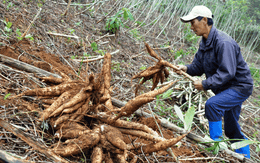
[205,88,249,141]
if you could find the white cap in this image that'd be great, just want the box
[180,5,213,23]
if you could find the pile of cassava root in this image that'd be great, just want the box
[11,45,190,163]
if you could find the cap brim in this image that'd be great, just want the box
[180,14,197,23]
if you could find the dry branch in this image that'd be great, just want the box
[72,50,120,63]
[0,149,33,163]
[0,119,68,163]
[63,0,72,16]
[0,54,61,78]
[46,32,80,39]
[21,8,42,38]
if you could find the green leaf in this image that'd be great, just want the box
[213,143,220,155]
[75,21,82,26]
[174,105,184,123]
[110,18,115,25]
[123,10,128,20]
[91,42,98,51]
[6,22,12,28]
[231,140,256,149]
[184,106,195,131]
[4,93,11,100]
[4,26,11,32]
[162,89,173,99]
[127,11,134,21]
[16,28,21,36]
[256,145,260,152]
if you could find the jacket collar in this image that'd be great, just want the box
[199,25,216,51]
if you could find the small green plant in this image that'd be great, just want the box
[205,141,221,155]
[91,42,98,51]
[183,23,199,45]
[249,64,260,87]
[174,105,195,131]
[77,53,89,76]
[75,21,82,26]
[140,65,146,71]
[154,90,175,116]
[6,2,14,11]
[37,3,43,7]
[69,28,75,34]
[105,8,134,33]
[174,49,189,59]
[4,21,12,34]
[16,28,22,40]
[136,20,146,27]
[96,49,106,56]
[71,55,77,60]
[40,119,49,140]
[111,61,121,72]
[130,29,142,41]
[25,34,34,41]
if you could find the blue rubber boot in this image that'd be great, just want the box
[209,121,223,141]
[235,143,250,158]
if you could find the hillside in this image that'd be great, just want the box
[0,0,259,163]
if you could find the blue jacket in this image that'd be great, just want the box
[186,26,253,96]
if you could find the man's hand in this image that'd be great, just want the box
[175,65,187,75]
[193,80,204,90]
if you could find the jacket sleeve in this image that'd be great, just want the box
[186,51,204,76]
[202,41,237,90]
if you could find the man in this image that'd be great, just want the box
[177,5,253,158]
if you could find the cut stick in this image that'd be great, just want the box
[72,50,120,63]
[0,149,33,163]
[0,120,68,163]
[0,54,61,78]
[46,32,80,39]
[63,0,72,16]
[21,8,42,38]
